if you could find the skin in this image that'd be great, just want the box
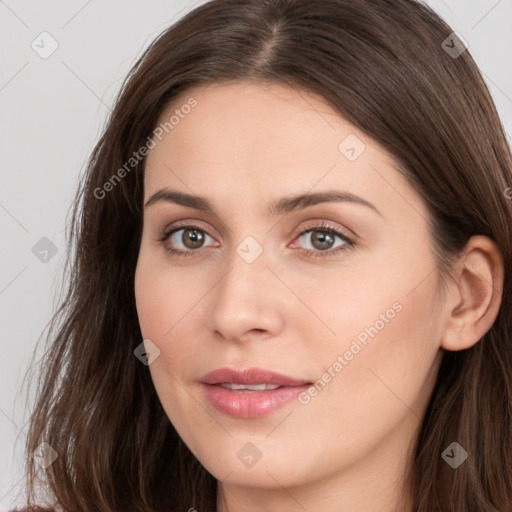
[134,81,503,512]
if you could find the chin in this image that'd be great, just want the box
[192,437,313,489]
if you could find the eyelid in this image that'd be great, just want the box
[169,227,217,249]
[157,221,220,257]
[289,219,356,244]
[160,219,220,242]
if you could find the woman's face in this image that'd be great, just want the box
[135,82,445,507]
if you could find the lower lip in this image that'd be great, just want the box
[201,384,310,419]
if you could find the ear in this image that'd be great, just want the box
[440,235,504,351]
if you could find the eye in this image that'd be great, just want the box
[159,225,218,255]
[291,223,355,257]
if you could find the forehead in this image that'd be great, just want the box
[142,81,419,221]
[148,81,378,165]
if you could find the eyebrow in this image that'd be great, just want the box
[144,188,382,217]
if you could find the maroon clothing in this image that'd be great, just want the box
[10,508,55,511]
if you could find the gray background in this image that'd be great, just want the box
[1,0,511,508]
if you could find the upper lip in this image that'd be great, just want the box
[201,367,311,387]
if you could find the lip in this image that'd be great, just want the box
[201,367,312,419]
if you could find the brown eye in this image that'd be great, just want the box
[164,227,216,252]
[310,231,335,250]
[181,229,205,249]
[297,228,346,252]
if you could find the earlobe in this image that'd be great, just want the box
[440,235,504,352]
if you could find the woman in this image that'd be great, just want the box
[18,0,512,510]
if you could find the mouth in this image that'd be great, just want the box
[201,367,313,419]
[217,383,282,391]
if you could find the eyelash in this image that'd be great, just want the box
[158,221,355,259]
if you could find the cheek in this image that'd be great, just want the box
[134,252,212,407]
[134,256,205,421]
[134,246,208,340]
[298,240,442,408]
[304,264,442,437]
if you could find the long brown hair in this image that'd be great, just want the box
[22,0,512,510]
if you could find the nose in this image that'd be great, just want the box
[205,249,286,343]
